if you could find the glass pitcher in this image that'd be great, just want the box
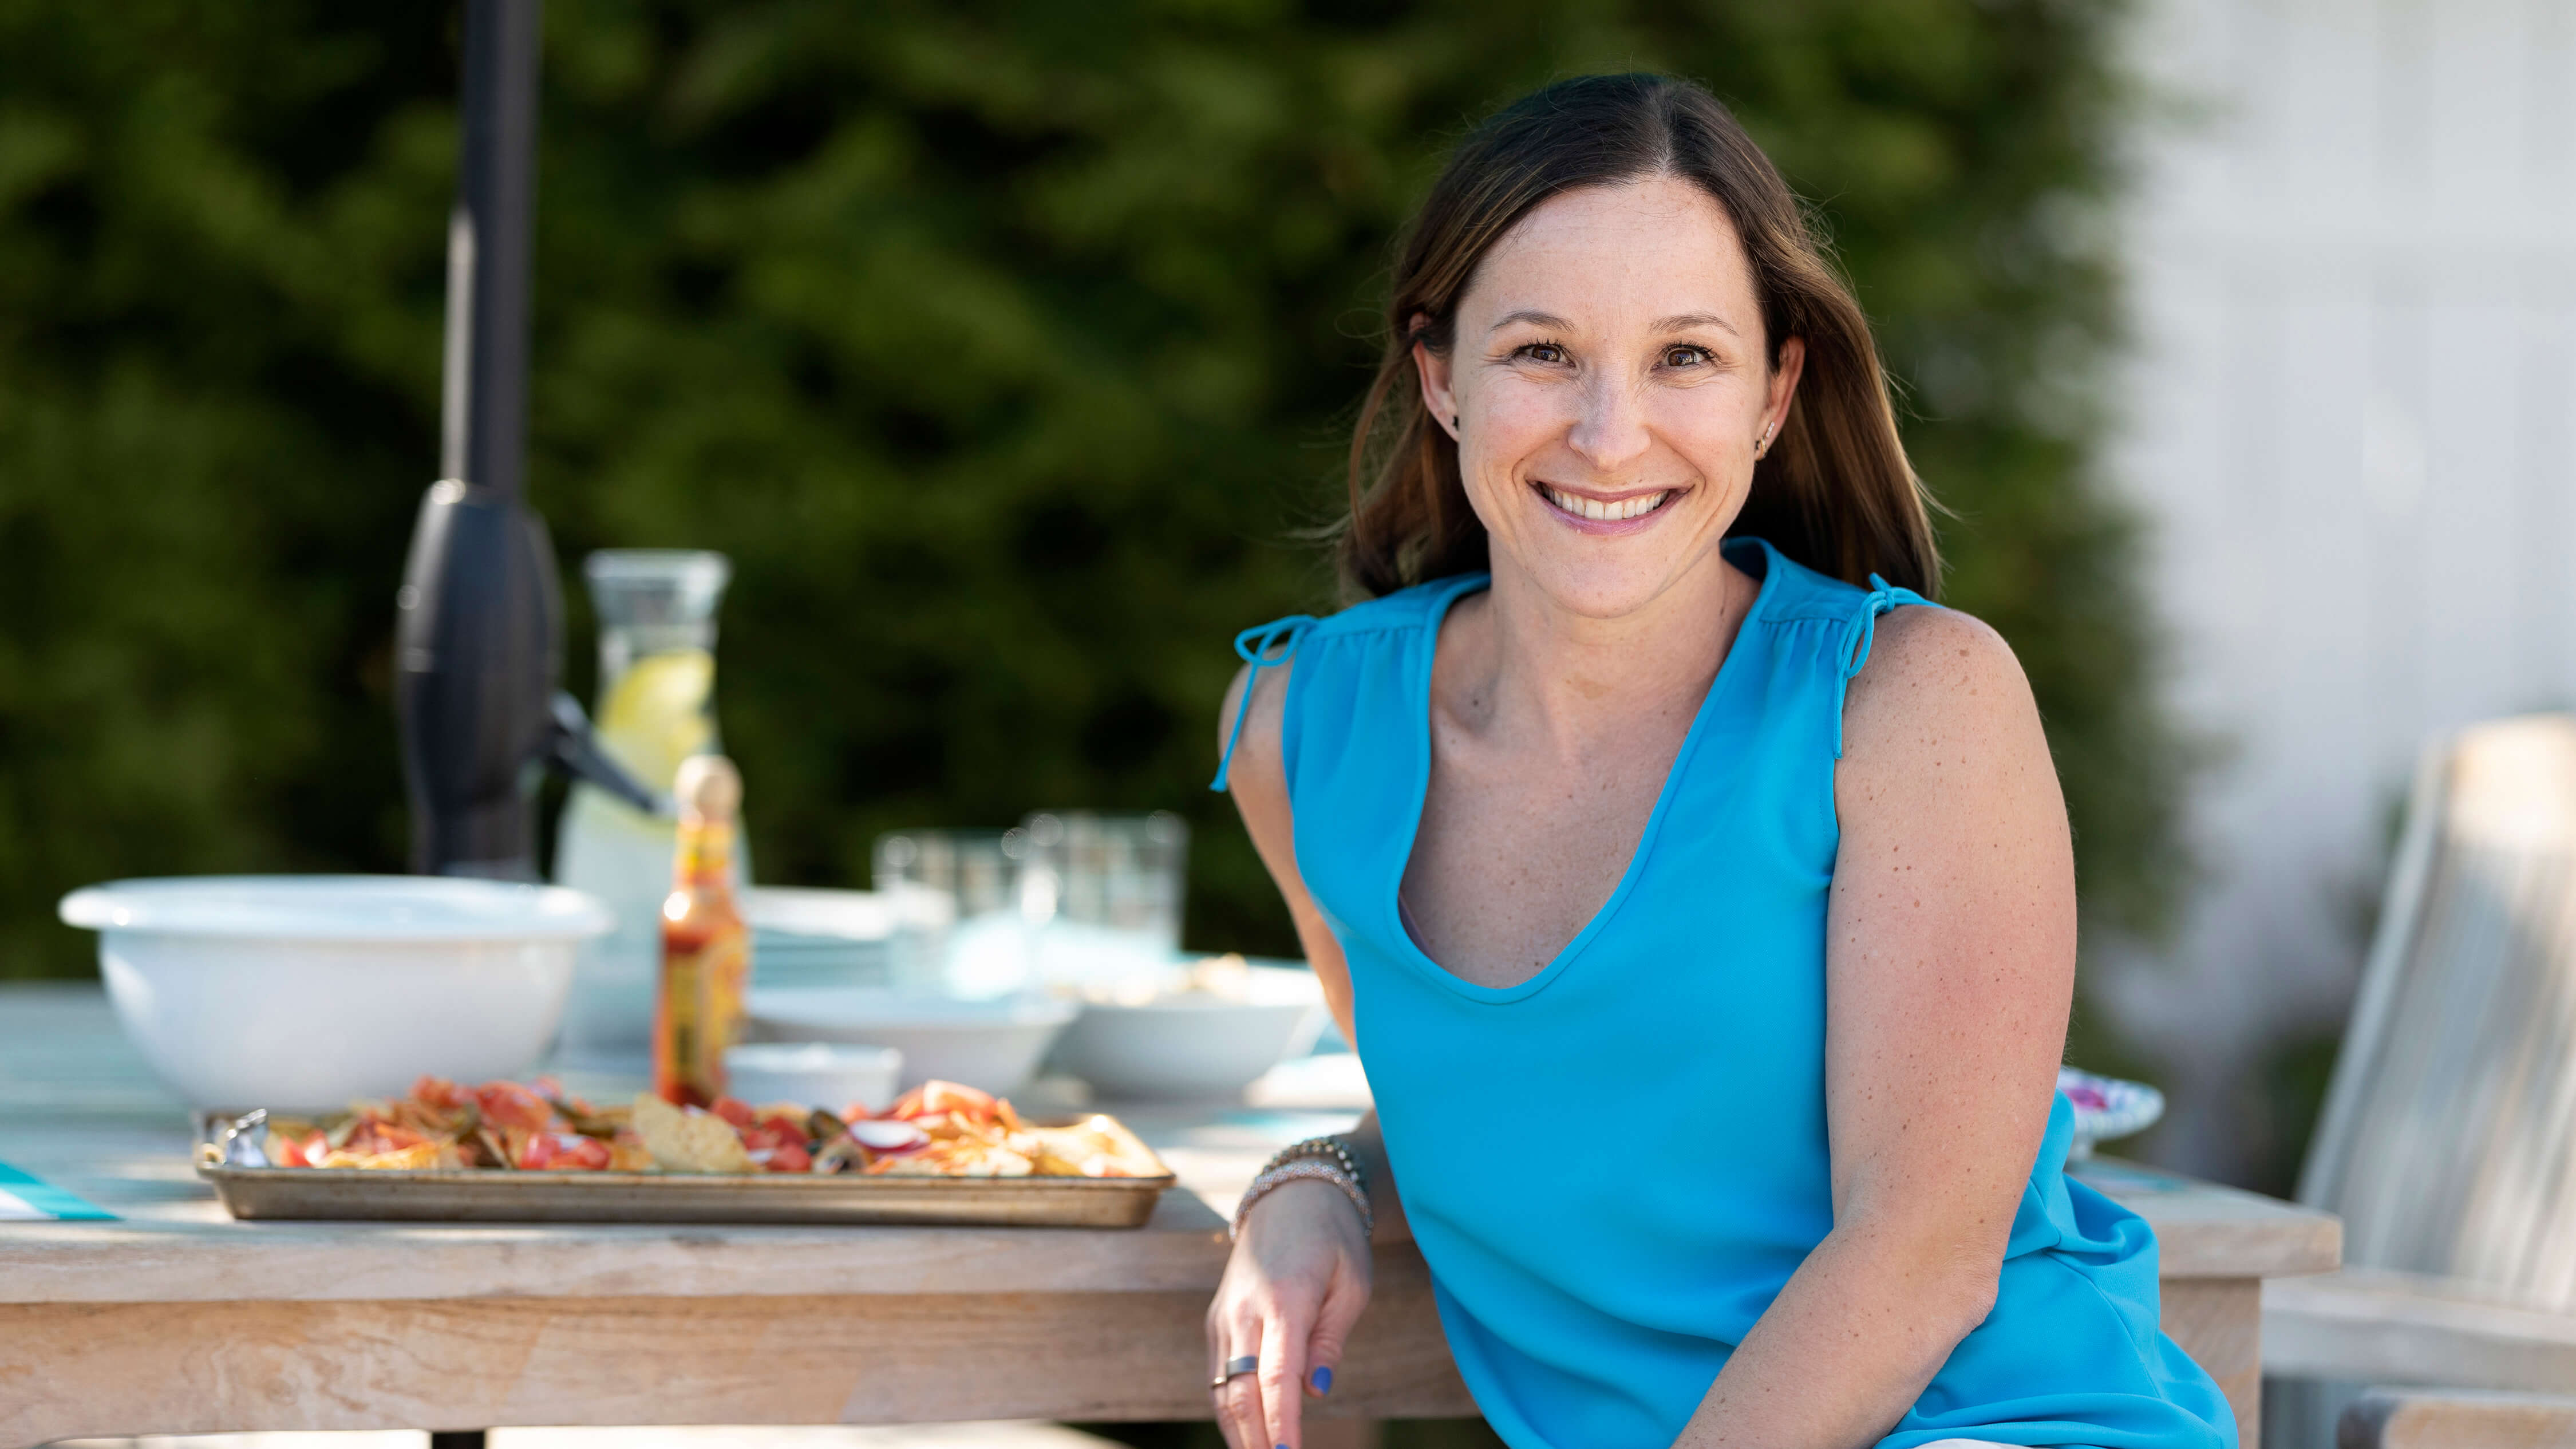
[552,550,745,1064]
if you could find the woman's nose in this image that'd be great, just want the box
[1564,376,1652,474]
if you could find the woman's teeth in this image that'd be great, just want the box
[1543,487,1669,522]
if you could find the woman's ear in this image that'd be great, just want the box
[1412,338,1460,441]
[1765,335,1808,438]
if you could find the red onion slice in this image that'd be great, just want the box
[846,1119,930,1153]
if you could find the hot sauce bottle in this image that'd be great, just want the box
[654,754,750,1107]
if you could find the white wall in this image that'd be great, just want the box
[2109,0,2576,1179]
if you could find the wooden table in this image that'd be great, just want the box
[0,985,2338,1447]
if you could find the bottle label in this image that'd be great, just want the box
[655,925,746,1107]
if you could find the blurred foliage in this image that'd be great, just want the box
[0,0,2178,1028]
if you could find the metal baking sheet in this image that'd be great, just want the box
[193,1119,1174,1228]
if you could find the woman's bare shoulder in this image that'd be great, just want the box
[1216,657,1297,814]
[1838,603,2050,789]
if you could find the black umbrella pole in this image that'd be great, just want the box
[395,0,558,878]
[443,0,541,498]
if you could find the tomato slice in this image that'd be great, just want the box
[519,1132,613,1171]
[474,1080,556,1134]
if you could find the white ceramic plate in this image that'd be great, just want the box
[740,887,892,941]
[746,988,1078,1096]
[2058,1067,2166,1158]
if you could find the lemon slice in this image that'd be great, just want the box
[595,649,716,787]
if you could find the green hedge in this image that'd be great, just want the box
[0,0,2176,1043]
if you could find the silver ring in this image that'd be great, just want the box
[1209,1353,1259,1388]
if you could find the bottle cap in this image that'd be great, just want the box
[673,754,741,823]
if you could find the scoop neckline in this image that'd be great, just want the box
[1386,537,1785,1005]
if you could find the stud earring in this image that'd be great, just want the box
[1452,415,1461,428]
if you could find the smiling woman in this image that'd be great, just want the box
[1338,73,1938,605]
[1203,74,2234,1449]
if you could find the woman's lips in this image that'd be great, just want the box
[1535,482,1677,534]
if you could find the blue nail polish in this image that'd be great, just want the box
[1311,1365,1334,1394]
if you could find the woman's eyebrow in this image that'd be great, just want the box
[1488,309,1575,334]
[1654,311,1739,337]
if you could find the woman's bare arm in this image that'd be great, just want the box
[1219,656,1407,1233]
[1674,606,2077,1449]
[1208,659,1406,1449]
[1220,658,1357,1045]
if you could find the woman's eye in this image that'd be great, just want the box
[1662,345,1711,368]
[1515,342,1568,365]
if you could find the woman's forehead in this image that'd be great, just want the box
[1465,177,1756,328]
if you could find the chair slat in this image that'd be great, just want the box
[2303,717,2576,1290]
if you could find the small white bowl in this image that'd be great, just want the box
[59,875,612,1110]
[1049,962,1327,1101]
[724,1041,904,1118]
[746,988,1078,1096]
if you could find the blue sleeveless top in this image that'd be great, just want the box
[1215,538,2235,1449]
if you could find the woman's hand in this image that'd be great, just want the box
[1207,1178,1373,1449]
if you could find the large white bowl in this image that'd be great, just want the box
[1049,963,1329,1101]
[745,987,1077,1096]
[59,875,611,1110]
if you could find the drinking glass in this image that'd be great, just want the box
[1019,811,1190,992]
[872,827,1037,999]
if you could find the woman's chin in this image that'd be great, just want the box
[1488,515,1731,621]
[1508,555,1698,622]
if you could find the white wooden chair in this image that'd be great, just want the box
[2336,1388,2576,1449]
[2266,715,2576,1441]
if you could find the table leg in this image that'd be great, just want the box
[429,1435,487,1449]
[2162,1278,2262,1449]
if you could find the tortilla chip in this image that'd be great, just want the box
[631,1092,755,1173]
[1021,1115,1166,1178]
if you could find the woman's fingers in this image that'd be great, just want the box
[1260,1305,1308,1449]
[1212,1303,1267,1449]
[1223,1367,1270,1449]
[1303,1258,1369,1401]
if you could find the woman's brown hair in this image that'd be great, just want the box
[1339,73,1940,598]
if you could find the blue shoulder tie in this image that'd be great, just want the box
[1835,573,1927,759]
[1211,614,1319,792]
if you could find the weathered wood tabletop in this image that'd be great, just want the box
[0,984,2338,1447]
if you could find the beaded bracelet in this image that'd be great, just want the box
[1231,1136,1372,1241]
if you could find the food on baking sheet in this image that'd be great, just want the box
[866,1079,1163,1179]
[251,1075,1164,1179]
[257,1076,654,1173]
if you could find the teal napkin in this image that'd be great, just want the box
[0,1161,115,1221]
